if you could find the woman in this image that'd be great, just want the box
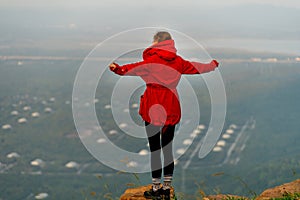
[110,31,219,199]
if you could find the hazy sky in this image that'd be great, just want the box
[1,0,299,55]
[1,0,300,8]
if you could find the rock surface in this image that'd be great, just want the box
[204,194,247,200]
[120,179,300,200]
[120,184,175,200]
[256,179,300,200]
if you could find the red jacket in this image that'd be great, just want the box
[111,39,218,126]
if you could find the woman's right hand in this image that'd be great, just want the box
[109,63,117,71]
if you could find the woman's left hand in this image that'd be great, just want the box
[211,59,219,67]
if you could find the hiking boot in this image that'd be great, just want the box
[144,188,162,199]
[159,188,170,200]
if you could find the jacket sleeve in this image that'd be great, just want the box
[111,61,150,76]
[180,58,218,74]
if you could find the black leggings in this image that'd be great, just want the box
[145,121,175,179]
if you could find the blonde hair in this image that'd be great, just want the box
[153,31,172,43]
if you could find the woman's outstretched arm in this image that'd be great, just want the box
[109,61,150,76]
[180,58,219,74]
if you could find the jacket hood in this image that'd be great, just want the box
[143,39,177,61]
